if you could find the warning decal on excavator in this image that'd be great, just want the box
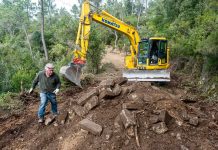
[102,18,120,28]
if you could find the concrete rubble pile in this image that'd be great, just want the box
[46,77,203,147]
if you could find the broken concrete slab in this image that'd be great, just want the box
[121,84,137,97]
[84,96,99,111]
[103,128,113,140]
[112,84,122,96]
[149,115,159,124]
[143,94,153,102]
[98,88,114,99]
[114,114,124,132]
[152,122,168,134]
[77,88,98,106]
[45,116,56,126]
[158,110,172,124]
[127,92,144,102]
[114,77,127,86]
[72,105,88,117]
[189,116,199,126]
[121,87,129,97]
[57,111,69,125]
[181,110,189,121]
[120,109,136,128]
[99,79,115,88]
[79,118,103,136]
[122,101,144,110]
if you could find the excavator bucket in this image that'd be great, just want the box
[122,69,170,82]
[60,65,82,88]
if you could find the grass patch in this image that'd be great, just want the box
[0,92,22,110]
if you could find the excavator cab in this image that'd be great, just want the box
[123,38,170,82]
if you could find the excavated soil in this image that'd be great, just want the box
[0,51,218,150]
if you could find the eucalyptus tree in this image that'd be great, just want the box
[40,0,48,61]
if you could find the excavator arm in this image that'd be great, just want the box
[73,0,140,66]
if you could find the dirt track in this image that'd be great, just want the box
[0,51,218,150]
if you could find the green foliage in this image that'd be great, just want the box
[86,25,105,74]
[50,43,67,61]
[11,71,33,92]
[0,92,22,110]
[145,0,218,72]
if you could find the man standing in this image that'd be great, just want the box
[29,63,61,123]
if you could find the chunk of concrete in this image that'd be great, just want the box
[149,115,159,124]
[103,128,113,140]
[189,116,199,126]
[122,101,144,110]
[121,85,136,97]
[114,114,124,132]
[45,116,56,126]
[158,110,172,124]
[112,84,122,96]
[77,88,98,106]
[98,88,114,99]
[84,96,99,111]
[57,111,69,125]
[72,105,88,117]
[181,110,189,121]
[114,77,128,86]
[120,109,136,128]
[79,118,103,136]
[143,94,153,102]
[127,92,144,102]
[152,122,168,134]
[99,79,115,88]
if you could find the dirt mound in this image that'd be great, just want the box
[1,75,217,150]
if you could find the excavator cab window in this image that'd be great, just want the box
[150,40,159,65]
[138,39,149,65]
[158,40,167,64]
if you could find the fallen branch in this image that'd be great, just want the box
[134,125,140,147]
[134,112,140,147]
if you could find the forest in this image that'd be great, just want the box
[0,0,217,98]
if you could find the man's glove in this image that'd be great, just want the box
[53,89,59,95]
[29,88,33,94]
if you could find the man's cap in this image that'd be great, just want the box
[45,63,54,70]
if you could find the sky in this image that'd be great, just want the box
[31,0,78,12]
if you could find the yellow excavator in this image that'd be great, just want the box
[60,0,170,87]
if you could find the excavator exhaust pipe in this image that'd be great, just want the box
[60,65,82,88]
[123,69,170,82]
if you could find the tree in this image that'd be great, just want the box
[71,4,79,18]
[40,0,48,61]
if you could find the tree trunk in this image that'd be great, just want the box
[40,0,48,61]
[114,31,118,51]
[131,0,134,15]
[137,0,143,29]
[22,25,33,60]
[48,0,52,25]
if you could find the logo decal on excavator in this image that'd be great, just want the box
[102,18,120,28]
